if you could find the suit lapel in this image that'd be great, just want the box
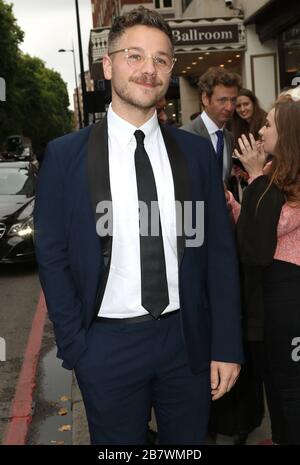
[159,123,188,267]
[199,116,233,181]
[197,117,211,140]
[87,115,112,262]
[223,128,233,180]
[87,116,113,317]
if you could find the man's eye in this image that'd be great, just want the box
[128,54,142,61]
[155,56,167,66]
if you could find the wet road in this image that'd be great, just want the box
[27,319,72,445]
[0,263,72,445]
[0,262,40,443]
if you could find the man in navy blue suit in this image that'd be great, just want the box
[34,7,243,445]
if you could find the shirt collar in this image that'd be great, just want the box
[107,103,159,146]
[201,111,224,135]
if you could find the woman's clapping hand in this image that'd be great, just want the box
[233,133,266,177]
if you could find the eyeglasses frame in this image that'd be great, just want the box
[108,47,176,74]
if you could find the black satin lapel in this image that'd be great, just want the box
[87,116,112,263]
[159,124,188,267]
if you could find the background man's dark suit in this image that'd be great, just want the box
[181,114,234,184]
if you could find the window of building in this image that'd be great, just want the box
[155,0,173,8]
[279,22,300,88]
[181,0,193,12]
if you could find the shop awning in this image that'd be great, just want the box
[244,0,300,42]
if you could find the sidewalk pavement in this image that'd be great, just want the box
[71,373,272,445]
[71,373,89,445]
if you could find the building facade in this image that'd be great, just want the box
[88,0,300,123]
[73,71,94,129]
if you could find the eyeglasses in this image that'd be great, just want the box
[215,97,238,105]
[108,47,176,74]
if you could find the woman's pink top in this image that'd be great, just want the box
[228,176,300,267]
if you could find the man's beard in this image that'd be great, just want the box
[112,73,166,110]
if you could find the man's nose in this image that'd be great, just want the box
[141,55,157,74]
[225,100,235,112]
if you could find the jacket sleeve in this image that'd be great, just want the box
[34,141,87,369]
[206,144,244,363]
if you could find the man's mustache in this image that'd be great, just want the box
[130,74,162,87]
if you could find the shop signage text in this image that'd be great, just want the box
[172,25,239,46]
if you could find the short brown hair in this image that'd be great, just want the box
[198,67,241,98]
[108,6,174,53]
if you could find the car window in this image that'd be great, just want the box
[0,167,35,196]
[6,136,23,153]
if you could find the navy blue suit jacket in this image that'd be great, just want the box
[34,118,243,373]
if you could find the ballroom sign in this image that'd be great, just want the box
[172,24,239,46]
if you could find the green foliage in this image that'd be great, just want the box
[13,54,73,149]
[0,1,23,79]
[0,0,74,151]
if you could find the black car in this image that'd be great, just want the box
[0,161,37,263]
[1,134,35,162]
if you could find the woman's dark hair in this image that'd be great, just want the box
[269,100,300,203]
[231,88,266,143]
[108,6,174,52]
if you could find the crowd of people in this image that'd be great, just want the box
[180,67,300,445]
[226,99,300,445]
[152,65,300,445]
[34,5,300,445]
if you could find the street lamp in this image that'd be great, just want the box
[75,0,88,127]
[58,43,83,129]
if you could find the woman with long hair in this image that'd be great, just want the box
[231,88,267,142]
[229,89,267,198]
[227,100,300,444]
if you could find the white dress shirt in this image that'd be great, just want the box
[201,111,229,179]
[98,104,180,318]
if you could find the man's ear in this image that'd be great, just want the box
[201,92,210,108]
[102,54,112,80]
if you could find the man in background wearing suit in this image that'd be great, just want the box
[34,8,243,445]
[181,67,241,184]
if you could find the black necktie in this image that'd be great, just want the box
[134,130,169,318]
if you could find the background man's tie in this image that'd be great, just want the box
[134,130,169,318]
[215,129,224,173]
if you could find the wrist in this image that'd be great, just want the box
[227,190,234,206]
